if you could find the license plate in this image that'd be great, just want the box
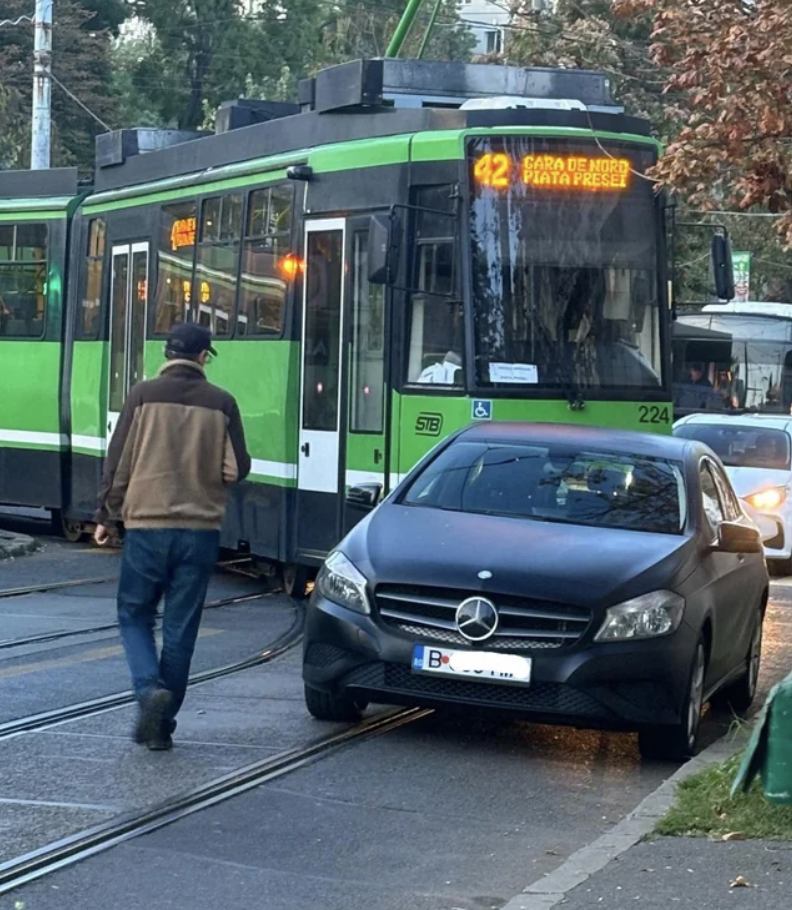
[411,645,532,686]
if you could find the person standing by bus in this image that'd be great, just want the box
[93,323,250,750]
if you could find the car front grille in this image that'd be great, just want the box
[375,584,591,650]
[341,662,612,719]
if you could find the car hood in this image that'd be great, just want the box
[724,466,792,498]
[346,505,697,609]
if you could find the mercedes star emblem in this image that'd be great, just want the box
[455,596,499,642]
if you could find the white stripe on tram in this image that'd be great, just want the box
[0,429,68,449]
[71,434,108,453]
[249,459,297,480]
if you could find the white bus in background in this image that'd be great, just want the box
[673,301,792,418]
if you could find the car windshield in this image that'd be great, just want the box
[675,424,791,470]
[402,441,686,534]
[467,135,662,392]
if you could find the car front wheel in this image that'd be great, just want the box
[304,684,368,722]
[639,639,706,762]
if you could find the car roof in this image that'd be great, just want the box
[675,413,792,434]
[456,422,692,460]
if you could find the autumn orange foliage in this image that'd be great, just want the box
[615,0,792,244]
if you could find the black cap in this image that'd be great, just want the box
[165,322,217,358]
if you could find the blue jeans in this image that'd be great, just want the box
[117,529,220,725]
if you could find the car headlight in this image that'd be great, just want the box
[744,487,786,511]
[315,551,370,614]
[595,591,685,642]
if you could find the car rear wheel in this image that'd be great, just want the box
[304,684,368,722]
[639,639,706,762]
[716,609,763,715]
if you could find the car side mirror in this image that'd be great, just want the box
[714,521,762,554]
[346,483,382,511]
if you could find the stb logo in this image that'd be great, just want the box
[415,412,443,436]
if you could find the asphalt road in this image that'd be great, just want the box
[0,531,791,910]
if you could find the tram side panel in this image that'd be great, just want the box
[66,183,302,562]
[0,213,70,510]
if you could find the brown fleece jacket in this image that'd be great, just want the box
[95,359,251,530]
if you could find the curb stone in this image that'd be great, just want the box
[0,530,38,560]
[500,728,750,910]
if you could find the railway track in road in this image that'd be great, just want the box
[0,589,272,651]
[0,603,303,740]
[0,706,429,897]
[0,575,118,600]
[0,556,262,603]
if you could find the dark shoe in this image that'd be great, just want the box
[147,734,173,751]
[133,688,173,746]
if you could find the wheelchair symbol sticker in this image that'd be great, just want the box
[472,399,492,420]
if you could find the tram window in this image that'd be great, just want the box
[303,230,343,431]
[79,219,105,339]
[407,185,462,385]
[154,201,197,333]
[195,194,242,337]
[351,230,385,433]
[238,184,294,336]
[0,222,48,339]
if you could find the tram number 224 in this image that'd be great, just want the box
[638,405,671,425]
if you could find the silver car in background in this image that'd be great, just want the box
[674,414,792,572]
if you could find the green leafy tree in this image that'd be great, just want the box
[114,0,474,131]
[119,0,328,128]
[0,81,27,169]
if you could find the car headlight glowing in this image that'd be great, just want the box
[595,591,685,642]
[745,487,786,512]
[315,551,370,614]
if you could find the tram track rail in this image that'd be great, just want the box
[0,575,118,600]
[0,589,272,651]
[0,604,304,740]
[0,705,429,897]
[0,556,262,602]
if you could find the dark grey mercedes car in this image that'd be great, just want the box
[302,423,768,760]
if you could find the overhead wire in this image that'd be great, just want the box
[0,13,34,28]
[50,72,113,131]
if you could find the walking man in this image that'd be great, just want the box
[94,323,250,750]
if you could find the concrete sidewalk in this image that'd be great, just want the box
[0,528,37,559]
[555,836,792,908]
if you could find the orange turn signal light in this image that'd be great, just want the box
[278,253,305,280]
[745,487,786,511]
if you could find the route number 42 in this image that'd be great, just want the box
[638,405,670,424]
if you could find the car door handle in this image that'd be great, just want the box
[301,442,310,457]
[374,448,383,464]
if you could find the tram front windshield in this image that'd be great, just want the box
[467,136,662,393]
[674,313,792,413]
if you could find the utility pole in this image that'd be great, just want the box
[31,0,53,170]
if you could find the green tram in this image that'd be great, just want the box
[0,58,722,592]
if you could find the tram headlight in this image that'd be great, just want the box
[315,551,371,614]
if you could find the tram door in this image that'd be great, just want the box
[107,242,149,441]
[342,221,388,535]
[296,221,346,555]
